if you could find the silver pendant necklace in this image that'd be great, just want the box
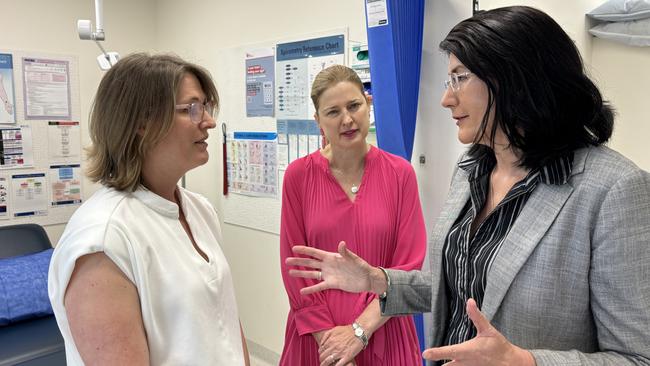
[330,167,362,195]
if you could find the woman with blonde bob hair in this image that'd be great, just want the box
[48,53,250,365]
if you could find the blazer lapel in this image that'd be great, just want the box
[481,148,589,320]
[480,180,574,320]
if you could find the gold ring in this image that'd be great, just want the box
[318,271,322,281]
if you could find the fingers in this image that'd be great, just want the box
[337,241,362,264]
[319,354,334,366]
[285,257,322,270]
[319,350,351,366]
[337,241,349,257]
[299,282,330,295]
[320,330,332,346]
[466,298,491,334]
[422,344,462,361]
[292,245,328,259]
[334,355,354,366]
[320,353,344,366]
[288,269,321,280]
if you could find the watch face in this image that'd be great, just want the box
[355,328,363,337]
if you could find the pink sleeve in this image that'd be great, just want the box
[391,163,426,271]
[280,161,335,336]
[359,161,426,310]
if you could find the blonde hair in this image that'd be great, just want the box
[86,53,218,191]
[310,65,365,113]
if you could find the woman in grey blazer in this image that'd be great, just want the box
[286,6,650,366]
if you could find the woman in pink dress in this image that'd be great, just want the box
[279,65,426,366]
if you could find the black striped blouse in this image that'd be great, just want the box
[442,150,573,346]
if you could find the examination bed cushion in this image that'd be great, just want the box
[0,249,54,326]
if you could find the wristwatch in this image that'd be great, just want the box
[352,322,369,349]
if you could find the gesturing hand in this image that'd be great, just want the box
[422,299,536,366]
[318,325,364,366]
[286,241,374,295]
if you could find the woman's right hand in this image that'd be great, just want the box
[286,241,385,296]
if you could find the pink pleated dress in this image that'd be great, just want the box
[279,146,427,366]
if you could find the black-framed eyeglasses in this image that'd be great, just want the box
[443,72,473,93]
[175,101,215,124]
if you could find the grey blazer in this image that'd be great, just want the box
[382,146,650,365]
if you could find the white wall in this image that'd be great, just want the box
[413,0,470,238]
[591,39,650,171]
[0,0,157,243]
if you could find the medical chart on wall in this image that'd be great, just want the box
[227,132,278,197]
[0,125,34,169]
[216,29,347,235]
[274,35,344,169]
[245,48,275,117]
[276,35,345,120]
[49,164,82,206]
[276,119,321,169]
[0,177,8,219]
[0,54,16,124]
[22,58,72,120]
[11,172,48,217]
[48,121,81,159]
[0,50,83,226]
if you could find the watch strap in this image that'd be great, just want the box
[352,321,369,349]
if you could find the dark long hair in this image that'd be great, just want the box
[440,6,614,168]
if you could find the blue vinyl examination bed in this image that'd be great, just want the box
[0,224,65,366]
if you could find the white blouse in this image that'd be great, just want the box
[48,186,244,365]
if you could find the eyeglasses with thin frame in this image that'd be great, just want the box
[443,72,472,93]
[174,101,215,124]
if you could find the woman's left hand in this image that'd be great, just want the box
[318,325,364,366]
[422,299,536,366]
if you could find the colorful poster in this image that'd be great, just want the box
[11,172,48,217]
[49,164,82,206]
[245,48,275,117]
[226,132,278,197]
[0,53,16,124]
[22,58,71,120]
[0,125,34,169]
[48,121,81,159]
